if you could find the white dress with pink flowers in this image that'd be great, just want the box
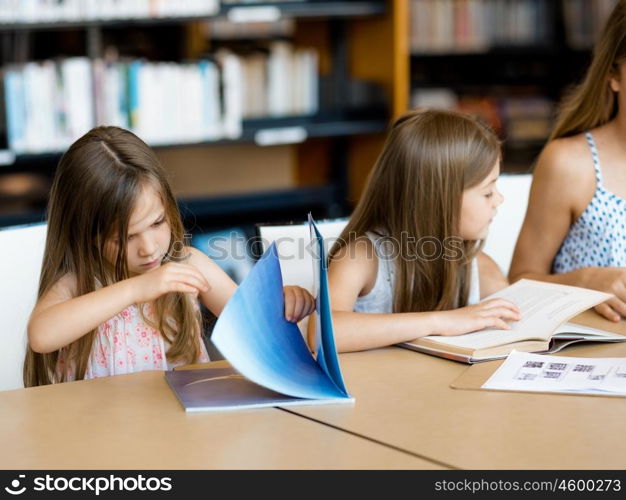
[55,302,210,382]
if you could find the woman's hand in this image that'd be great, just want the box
[283,286,316,323]
[431,298,521,337]
[583,267,626,322]
[129,262,210,304]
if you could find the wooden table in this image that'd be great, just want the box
[287,344,626,469]
[0,370,443,470]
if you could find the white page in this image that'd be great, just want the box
[553,322,624,338]
[482,351,626,395]
[425,279,611,350]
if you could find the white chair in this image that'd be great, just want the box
[0,223,47,391]
[483,173,533,276]
[256,217,348,293]
[256,217,348,337]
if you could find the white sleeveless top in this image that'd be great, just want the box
[354,232,480,314]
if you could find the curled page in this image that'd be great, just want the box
[212,242,348,400]
[309,214,349,396]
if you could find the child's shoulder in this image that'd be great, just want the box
[330,234,379,295]
[331,234,378,274]
[332,234,376,260]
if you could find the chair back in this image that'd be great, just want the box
[483,173,533,275]
[0,223,47,391]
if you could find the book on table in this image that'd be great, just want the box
[165,215,353,412]
[399,279,626,363]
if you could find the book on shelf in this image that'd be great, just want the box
[165,215,353,412]
[410,0,551,54]
[563,0,618,49]
[399,279,626,363]
[0,0,219,24]
[2,42,319,153]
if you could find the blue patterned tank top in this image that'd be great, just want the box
[552,132,626,273]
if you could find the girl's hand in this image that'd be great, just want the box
[584,268,626,322]
[283,286,316,323]
[130,262,210,304]
[432,298,521,337]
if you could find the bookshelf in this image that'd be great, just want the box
[0,0,408,235]
[409,0,617,172]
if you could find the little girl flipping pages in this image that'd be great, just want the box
[25,126,314,385]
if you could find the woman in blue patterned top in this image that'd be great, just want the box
[510,0,626,322]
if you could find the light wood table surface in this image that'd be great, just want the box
[286,344,626,470]
[0,369,444,470]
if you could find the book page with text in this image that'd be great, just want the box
[424,279,612,350]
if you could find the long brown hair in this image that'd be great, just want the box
[550,0,626,140]
[24,126,203,387]
[332,108,500,313]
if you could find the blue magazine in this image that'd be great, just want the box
[165,216,352,411]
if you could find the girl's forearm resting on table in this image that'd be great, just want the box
[332,310,442,352]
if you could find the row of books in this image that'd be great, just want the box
[410,0,552,54]
[2,42,318,154]
[221,0,305,3]
[0,0,219,24]
[563,0,618,49]
[411,87,554,143]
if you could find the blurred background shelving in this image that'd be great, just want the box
[409,0,618,172]
[0,0,619,280]
[0,0,408,259]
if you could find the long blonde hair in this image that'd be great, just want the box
[332,108,500,313]
[24,126,203,387]
[550,0,626,140]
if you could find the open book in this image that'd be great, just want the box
[165,215,353,412]
[399,279,625,363]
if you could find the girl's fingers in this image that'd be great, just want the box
[172,271,209,292]
[174,284,200,295]
[491,318,511,330]
[480,298,520,314]
[481,306,520,321]
[284,289,295,321]
[305,296,316,317]
[294,291,316,321]
[186,263,211,290]
[183,271,210,291]
[169,264,210,291]
[288,288,305,322]
[478,316,510,331]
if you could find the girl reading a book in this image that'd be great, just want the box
[509,0,626,322]
[317,108,521,352]
[25,126,315,386]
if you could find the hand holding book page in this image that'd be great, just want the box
[165,217,352,411]
[400,279,617,363]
